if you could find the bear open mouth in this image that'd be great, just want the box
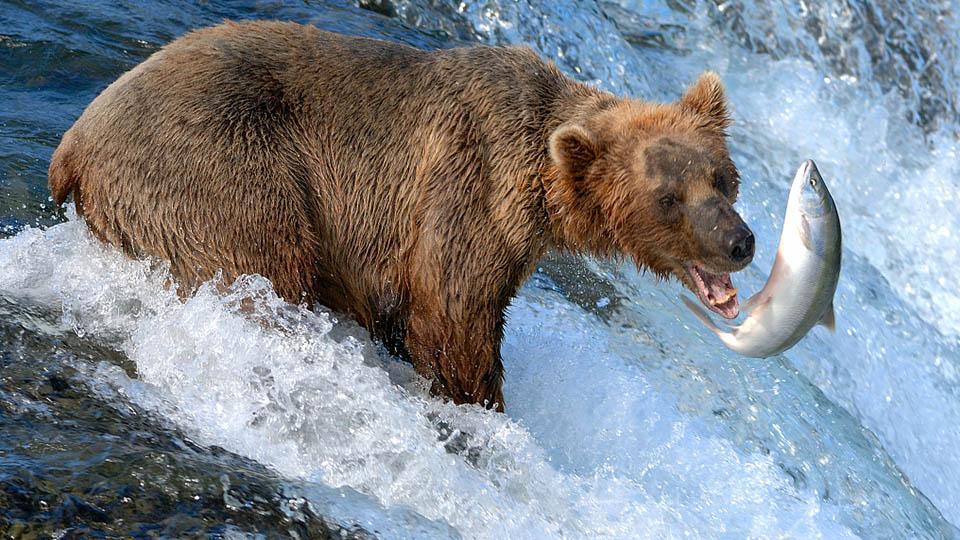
[686,264,740,319]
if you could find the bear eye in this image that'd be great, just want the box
[659,194,678,209]
[713,172,727,195]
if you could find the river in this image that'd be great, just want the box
[1,1,958,537]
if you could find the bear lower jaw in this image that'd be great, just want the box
[686,263,740,319]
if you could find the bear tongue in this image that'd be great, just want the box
[690,264,740,319]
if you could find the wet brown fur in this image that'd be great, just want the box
[49,20,748,410]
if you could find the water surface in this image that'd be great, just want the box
[1,0,959,537]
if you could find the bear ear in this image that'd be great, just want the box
[549,124,600,182]
[680,71,731,131]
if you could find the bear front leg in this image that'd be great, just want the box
[405,299,506,411]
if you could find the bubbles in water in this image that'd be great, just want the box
[1,215,954,537]
[3,0,960,535]
[388,0,960,528]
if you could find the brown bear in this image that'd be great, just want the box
[49,20,754,411]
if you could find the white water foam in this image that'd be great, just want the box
[3,0,959,534]
[719,55,960,526]
[1,216,895,538]
[389,0,960,527]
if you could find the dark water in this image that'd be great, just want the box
[0,297,379,537]
[2,0,960,538]
[0,0,450,231]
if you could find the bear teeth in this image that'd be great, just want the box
[710,288,738,305]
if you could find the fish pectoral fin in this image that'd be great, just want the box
[799,214,814,251]
[818,301,836,333]
[742,292,772,315]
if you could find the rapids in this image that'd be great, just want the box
[1,1,958,537]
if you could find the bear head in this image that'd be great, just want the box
[547,71,753,319]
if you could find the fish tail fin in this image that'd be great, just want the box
[681,296,727,336]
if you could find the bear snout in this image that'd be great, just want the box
[687,198,754,272]
[726,224,755,264]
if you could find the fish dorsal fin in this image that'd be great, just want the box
[819,301,836,332]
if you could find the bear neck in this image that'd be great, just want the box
[539,87,624,256]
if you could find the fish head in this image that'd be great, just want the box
[785,159,841,259]
[792,159,835,219]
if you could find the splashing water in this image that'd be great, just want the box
[0,213,947,538]
[1,0,960,537]
[394,0,960,527]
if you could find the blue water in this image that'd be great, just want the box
[1,1,959,537]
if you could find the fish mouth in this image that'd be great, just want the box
[685,263,740,319]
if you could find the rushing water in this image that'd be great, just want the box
[1,0,959,537]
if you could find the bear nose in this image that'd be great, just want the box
[727,225,755,263]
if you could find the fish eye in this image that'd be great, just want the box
[809,178,818,188]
